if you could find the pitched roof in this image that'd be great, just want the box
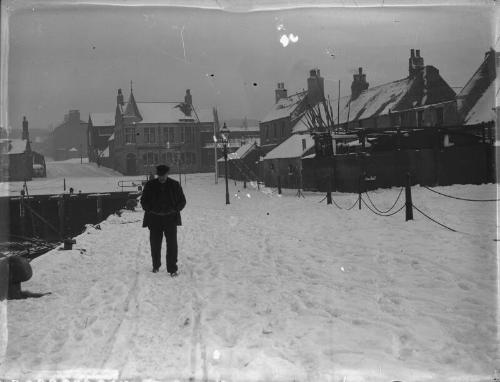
[330,66,455,125]
[90,113,115,127]
[464,81,496,125]
[121,102,214,124]
[124,91,143,120]
[457,49,496,120]
[0,139,29,154]
[261,91,307,123]
[227,141,258,161]
[332,78,412,124]
[264,133,314,160]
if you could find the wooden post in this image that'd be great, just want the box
[327,172,332,205]
[243,178,247,189]
[19,196,26,237]
[58,196,65,238]
[405,172,413,221]
[96,196,103,222]
[277,175,282,195]
[358,174,362,210]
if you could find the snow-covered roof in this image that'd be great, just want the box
[0,138,29,154]
[224,123,260,133]
[69,147,78,152]
[123,102,214,124]
[457,49,496,121]
[332,78,411,124]
[464,81,496,125]
[261,91,307,123]
[98,146,110,158]
[227,141,258,161]
[90,113,115,127]
[264,133,314,160]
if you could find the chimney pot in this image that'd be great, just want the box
[411,49,415,57]
[416,49,420,57]
[359,67,362,74]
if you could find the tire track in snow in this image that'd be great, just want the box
[99,238,143,372]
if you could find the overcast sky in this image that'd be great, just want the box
[4,2,495,131]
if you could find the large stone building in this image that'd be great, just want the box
[50,110,88,160]
[110,86,214,175]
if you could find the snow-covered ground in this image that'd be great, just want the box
[1,160,143,197]
[0,169,498,381]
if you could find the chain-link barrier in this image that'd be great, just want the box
[423,186,499,202]
[364,187,404,214]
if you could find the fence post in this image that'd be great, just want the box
[243,178,247,189]
[405,172,413,221]
[58,195,65,238]
[358,174,362,210]
[326,171,332,205]
[96,196,103,222]
[277,175,282,195]
[19,196,26,237]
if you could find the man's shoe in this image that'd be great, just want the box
[152,268,159,273]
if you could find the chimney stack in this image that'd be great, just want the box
[117,88,124,106]
[22,116,29,140]
[184,89,193,116]
[307,69,325,106]
[351,67,369,100]
[409,48,424,78]
[275,82,288,103]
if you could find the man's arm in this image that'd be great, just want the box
[140,181,152,212]
[176,183,186,212]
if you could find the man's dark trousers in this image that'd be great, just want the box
[149,220,178,273]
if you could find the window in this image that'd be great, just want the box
[144,127,156,144]
[169,127,175,142]
[154,153,159,164]
[125,127,136,143]
[147,152,154,165]
[167,152,173,163]
[273,123,277,138]
[417,110,423,128]
[436,108,444,126]
[185,127,193,143]
[265,126,269,140]
[390,113,401,127]
[180,127,185,143]
[180,152,185,164]
[281,122,285,137]
[142,153,147,164]
[161,153,167,163]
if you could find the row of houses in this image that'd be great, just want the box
[0,117,46,182]
[219,48,497,190]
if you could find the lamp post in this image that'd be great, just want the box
[220,122,230,205]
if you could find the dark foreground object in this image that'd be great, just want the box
[0,256,51,300]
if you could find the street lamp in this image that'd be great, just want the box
[219,122,230,205]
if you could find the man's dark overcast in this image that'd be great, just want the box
[4,3,495,131]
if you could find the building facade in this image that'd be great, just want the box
[111,87,214,175]
[87,112,115,165]
[50,110,88,161]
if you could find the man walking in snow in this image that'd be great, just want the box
[140,164,186,276]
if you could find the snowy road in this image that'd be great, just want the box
[1,173,497,381]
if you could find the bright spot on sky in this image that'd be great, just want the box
[280,35,289,47]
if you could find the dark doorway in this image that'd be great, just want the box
[126,153,137,175]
